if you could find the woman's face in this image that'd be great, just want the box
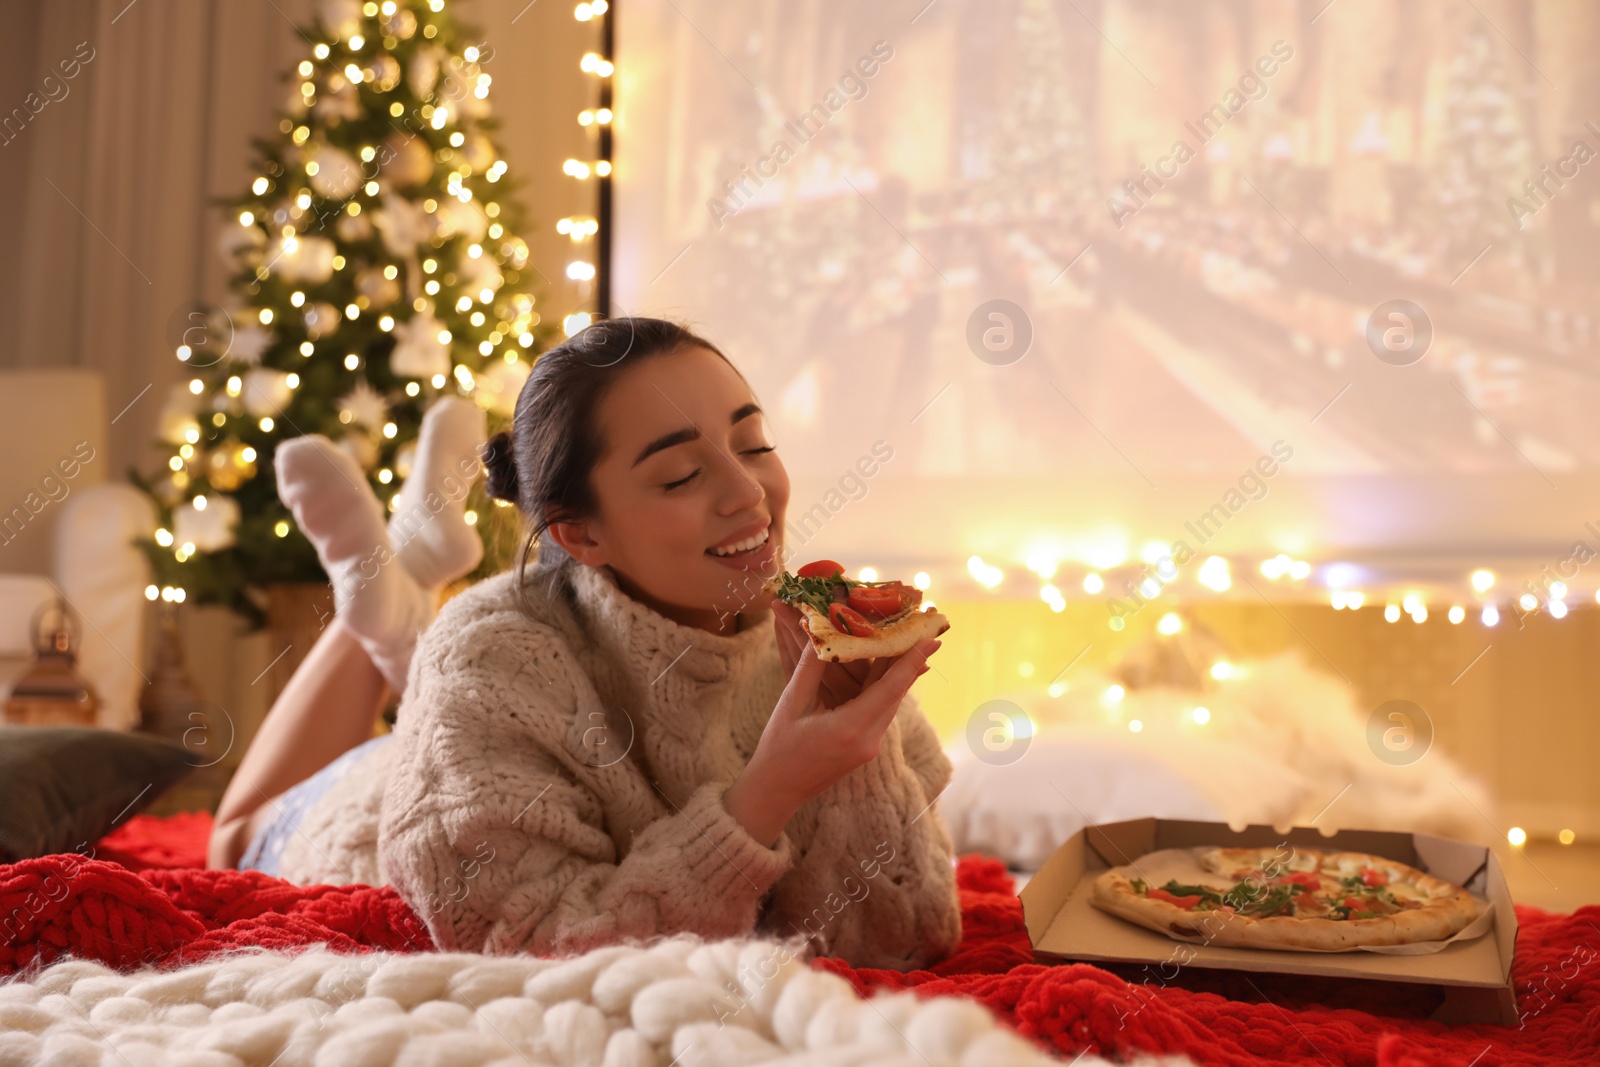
[548,344,790,634]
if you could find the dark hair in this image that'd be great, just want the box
[482,316,739,599]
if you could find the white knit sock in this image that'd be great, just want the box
[275,435,432,692]
[389,396,486,590]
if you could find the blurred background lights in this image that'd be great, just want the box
[1196,555,1231,591]
[1025,548,1060,581]
[967,555,1005,589]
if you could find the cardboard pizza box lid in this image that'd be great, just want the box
[1019,818,1519,1026]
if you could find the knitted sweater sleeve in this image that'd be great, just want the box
[377,607,796,957]
[767,688,962,971]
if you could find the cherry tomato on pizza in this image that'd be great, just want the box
[828,602,875,637]
[1147,888,1202,909]
[847,585,902,618]
[798,560,845,579]
[1276,872,1322,890]
[1343,896,1392,913]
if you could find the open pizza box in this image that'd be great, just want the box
[1018,818,1519,1026]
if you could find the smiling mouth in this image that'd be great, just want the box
[706,522,772,557]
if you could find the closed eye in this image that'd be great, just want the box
[662,447,775,491]
[663,470,699,491]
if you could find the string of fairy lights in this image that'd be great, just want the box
[557,0,611,335]
[865,551,1582,631]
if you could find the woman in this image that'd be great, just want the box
[208,317,961,971]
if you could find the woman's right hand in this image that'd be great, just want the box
[724,636,941,846]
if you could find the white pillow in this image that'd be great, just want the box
[942,728,1314,870]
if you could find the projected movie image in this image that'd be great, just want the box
[615,0,1600,497]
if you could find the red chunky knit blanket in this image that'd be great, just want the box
[1,812,1594,1066]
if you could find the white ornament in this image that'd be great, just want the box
[315,80,361,123]
[370,54,401,92]
[315,0,362,39]
[372,195,431,258]
[356,268,401,308]
[457,251,503,296]
[243,368,292,418]
[228,325,273,366]
[173,494,240,553]
[380,133,433,187]
[304,303,341,340]
[408,46,442,98]
[308,143,363,200]
[388,310,451,380]
[339,379,389,431]
[217,219,266,265]
[435,198,487,243]
[337,211,373,242]
[271,234,337,284]
[473,358,530,419]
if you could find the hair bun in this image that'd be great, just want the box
[483,430,519,503]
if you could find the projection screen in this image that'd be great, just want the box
[613,0,1600,601]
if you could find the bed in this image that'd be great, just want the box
[0,811,1594,1066]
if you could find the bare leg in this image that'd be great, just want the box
[207,618,389,869]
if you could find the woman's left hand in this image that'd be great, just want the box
[772,600,898,709]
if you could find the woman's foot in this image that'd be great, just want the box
[275,435,432,692]
[388,396,487,589]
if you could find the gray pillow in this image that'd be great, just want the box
[0,726,197,862]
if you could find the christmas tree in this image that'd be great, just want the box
[141,0,554,623]
[976,0,1092,218]
[1430,21,1532,262]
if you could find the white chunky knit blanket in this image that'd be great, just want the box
[0,935,1186,1067]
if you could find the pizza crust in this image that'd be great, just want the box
[1090,847,1485,952]
[796,602,951,662]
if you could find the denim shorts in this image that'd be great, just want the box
[237,733,396,877]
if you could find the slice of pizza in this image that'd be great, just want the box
[765,559,950,662]
[1090,846,1484,951]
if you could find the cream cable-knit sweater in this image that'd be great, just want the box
[279,561,963,971]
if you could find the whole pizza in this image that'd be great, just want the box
[1091,846,1484,951]
[766,560,950,662]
